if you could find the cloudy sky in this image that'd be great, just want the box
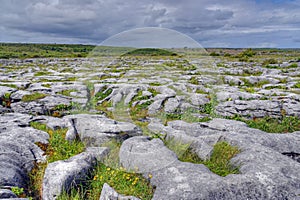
[1,0,300,48]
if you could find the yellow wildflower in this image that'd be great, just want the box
[93,175,98,180]
[148,174,153,179]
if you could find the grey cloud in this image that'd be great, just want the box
[0,0,300,47]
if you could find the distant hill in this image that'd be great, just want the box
[122,48,178,56]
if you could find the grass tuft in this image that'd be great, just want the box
[165,138,240,177]
[22,93,48,102]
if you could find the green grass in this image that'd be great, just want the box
[246,116,300,133]
[293,81,300,88]
[34,71,52,76]
[85,163,154,200]
[42,83,51,88]
[88,139,154,200]
[57,89,78,97]
[130,101,153,122]
[158,108,211,125]
[95,101,113,118]
[241,78,270,88]
[30,122,85,162]
[148,88,159,96]
[264,85,288,90]
[1,92,12,107]
[57,140,154,200]
[94,87,113,100]
[189,76,199,85]
[22,92,48,102]
[0,43,95,59]
[165,138,240,177]
[122,48,177,57]
[230,115,300,133]
[29,122,85,199]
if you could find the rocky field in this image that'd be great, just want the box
[0,49,300,199]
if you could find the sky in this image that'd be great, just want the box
[1,0,300,48]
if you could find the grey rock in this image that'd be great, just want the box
[0,86,17,97]
[99,183,141,200]
[164,98,180,113]
[154,86,176,97]
[119,136,178,173]
[119,128,300,200]
[10,90,31,101]
[142,90,152,97]
[11,95,72,115]
[0,189,18,198]
[216,90,261,102]
[216,97,300,118]
[124,91,138,105]
[27,83,52,93]
[223,75,243,85]
[189,93,209,106]
[148,99,165,115]
[0,113,49,189]
[42,147,109,200]
[65,114,142,146]
[32,115,67,130]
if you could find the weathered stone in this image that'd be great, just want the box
[148,99,165,115]
[0,86,17,97]
[119,127,300,200]
[189,93,209,106]
[42,147,109,200]
[120,136,178,173]
[0,113,49,189]
[10,90,31,101]
[99,183,141,200]
[65,114,142,146]
[164,98,180,113]
[0,189,18,198]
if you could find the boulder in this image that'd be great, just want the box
[65,114,142,146]
[42,147,109,200]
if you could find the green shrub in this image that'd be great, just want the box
[210,52,220,56]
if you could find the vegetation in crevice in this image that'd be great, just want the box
[28,122,85,199]
[229,115,300,133]
[165,138,240,177]
[57,140,155,200]
[22,92,48,102]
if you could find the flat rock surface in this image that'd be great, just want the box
[120,134,300,200]
[0,56,300,199]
